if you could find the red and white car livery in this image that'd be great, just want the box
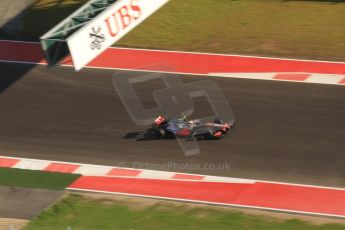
[151,116,235,140]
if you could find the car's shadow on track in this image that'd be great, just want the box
[123,130,168,141]
[123,130,230,142]
[123,129,178,141]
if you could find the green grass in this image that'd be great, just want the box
[22,0,345,61]
[22,0,88,39]
[0,167,80,190]
[24,193,345,230]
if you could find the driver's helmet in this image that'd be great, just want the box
[182,115,187,121]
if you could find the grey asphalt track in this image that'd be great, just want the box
[0,62,344,187]
[0,185,63,219]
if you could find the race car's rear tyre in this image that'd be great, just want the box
[214,118,223,124]
[210,128,224,140]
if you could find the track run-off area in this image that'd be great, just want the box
[0,40,345,218]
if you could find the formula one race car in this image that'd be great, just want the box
[150,115,235,140]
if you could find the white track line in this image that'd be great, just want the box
[67,188,345,219]
[1,155,345,191]
[1,39,345,64]
[307,74,344,84]
[1,58,344,86]
[74,165,113,176]
[13,159,49,170]
[210,72,345,85]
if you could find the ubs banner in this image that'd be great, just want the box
[67,0,169,71]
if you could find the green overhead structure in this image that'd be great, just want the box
[40,0,119,66]
[40,0,169,71]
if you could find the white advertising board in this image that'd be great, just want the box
[67,0,169,71]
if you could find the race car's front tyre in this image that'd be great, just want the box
[158,128,166,138]
[187,133,197,141]
[148,127,166,139]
